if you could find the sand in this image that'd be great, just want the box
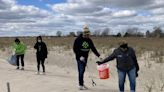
[0,48,163,92]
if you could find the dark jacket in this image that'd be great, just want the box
[34,42,48,59]
[101,47,139,71]
[73,34,100,61]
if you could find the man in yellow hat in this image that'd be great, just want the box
[73,25,101,90]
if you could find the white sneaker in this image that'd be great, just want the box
[36,72,40,75]
[83,85,88,90]
[40,72,46,75]
[21,67,24,70]
[79,86,84,90]
[79,85,88,90]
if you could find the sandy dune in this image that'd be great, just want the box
[0,48,163,92]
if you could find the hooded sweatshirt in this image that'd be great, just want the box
[12,42,27,55]
[73,34,100,60]
[34,40,48,59]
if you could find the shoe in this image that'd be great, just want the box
[40,72,45,75]
[36,71,40,75]
[16,67,19,70]
[21,67,24,70]
[79,85,88,90]
[79,86,84,90]
[83,85,88,90]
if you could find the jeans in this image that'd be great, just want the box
[77,59,87,86]
[16,54,24,67]
[118,67,136,92]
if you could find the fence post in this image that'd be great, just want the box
[7,82,10,92]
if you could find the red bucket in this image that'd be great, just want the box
[97,64,109,79]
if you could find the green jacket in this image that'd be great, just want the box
[12,42,27,55]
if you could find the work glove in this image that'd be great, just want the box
[80,56,85,62]
[96,61,104,65]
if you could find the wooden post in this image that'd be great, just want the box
[7,82,10,92]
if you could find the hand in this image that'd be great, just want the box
[96,61,104,65]
[12,51,15,55]
[98,56,103,61]
[80,56,85,62]
[136,71,139,77]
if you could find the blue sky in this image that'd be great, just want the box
[17,0,66,10]
[0,0,164,36]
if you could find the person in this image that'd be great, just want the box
[34,36,48,74]
[96,41,139,92]
[73,25,101,90]
[12,38,27,70]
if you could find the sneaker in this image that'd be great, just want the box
[40,72,46,75]
[16,67,19,70]
[83,85,88,90]
[79,86,84,90]
[36,71,40,75]
[79,85,88,90]
[21,67,24,70]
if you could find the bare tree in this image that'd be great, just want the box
[152,27,163,38]
[93,29,101,37]
[123,27,143,37]
[69,32,76,37]
[76,31,82,36]
[101,28,110,37]
[146,30,151,38]
[116,32,122,37]
[56,31,62,37]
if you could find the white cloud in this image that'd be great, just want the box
[112,10,137,18]
[0,0,164,36]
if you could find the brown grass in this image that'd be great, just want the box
[0,36,164,54]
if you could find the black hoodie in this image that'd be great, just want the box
[34,37,48,59]
[73,34,100,61]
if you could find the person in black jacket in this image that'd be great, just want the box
[73,25,101,90]
[96,41,139,92]
[34,36,48,74]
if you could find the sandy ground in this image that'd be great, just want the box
[0,48,163,92]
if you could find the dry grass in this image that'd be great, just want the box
[0,36,163,53]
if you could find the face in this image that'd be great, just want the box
[121,47,128,52]
[15,42,20,45]
[37,38,41,42]
[83,34,90,38]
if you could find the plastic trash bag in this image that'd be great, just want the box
[8,54,17,66]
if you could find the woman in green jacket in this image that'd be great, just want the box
[12,38,27,70]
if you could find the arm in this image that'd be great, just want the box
[101,50,116,63]
[131,48,139,71]
[73,38,78,54]
[44,43,48,55]
[97,50,116,65]
[90,39,100,57]
[34,43,37,49]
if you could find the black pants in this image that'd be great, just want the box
[37,57,45,72]
[16,54,24,67]
[76,58,87,86]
